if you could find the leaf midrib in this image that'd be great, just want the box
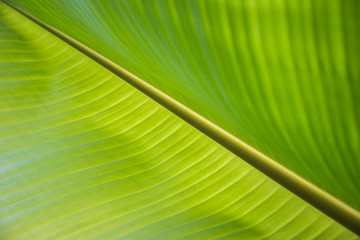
[3,0,359,235]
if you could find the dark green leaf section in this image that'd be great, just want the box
[0,2,357,239]
[8,0,360,212]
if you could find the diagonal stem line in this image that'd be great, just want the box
[3,0,359,235]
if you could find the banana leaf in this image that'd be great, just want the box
[0,0,359,239]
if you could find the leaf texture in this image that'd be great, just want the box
[7,0,359,212]
[0,2,358,239]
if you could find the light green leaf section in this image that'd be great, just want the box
[0,2,357,239]
[7,0,359,211]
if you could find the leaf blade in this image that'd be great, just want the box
[0,1,358,239]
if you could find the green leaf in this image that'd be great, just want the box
[0,0,358,239]
[7,0,359,214]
